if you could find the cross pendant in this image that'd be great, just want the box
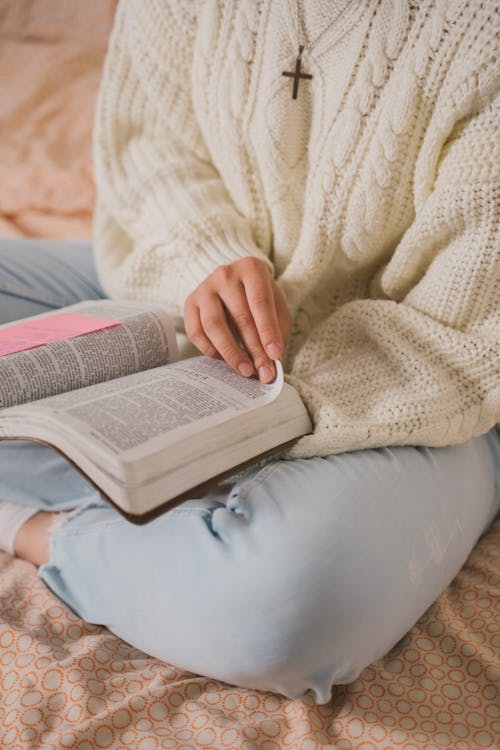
[282,45,313,99]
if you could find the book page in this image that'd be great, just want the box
[0,300,178,409]
[16,356,284,459]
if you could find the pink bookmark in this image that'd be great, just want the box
[0,313,122,357]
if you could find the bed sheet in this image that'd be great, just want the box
[1,519,498,750]
[1,1,499,748]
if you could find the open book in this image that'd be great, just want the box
[0,301,312,522]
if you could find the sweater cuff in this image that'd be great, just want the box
[184,230,274,293]
[138,221,275,303]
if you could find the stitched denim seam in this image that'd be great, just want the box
[233,460,283,498]
[52,504,214,539]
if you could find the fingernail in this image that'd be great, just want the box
[258,365,274,382]
[238,361,254,377]
[266,342,281,359]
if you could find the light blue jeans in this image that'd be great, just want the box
[1,238,499,703]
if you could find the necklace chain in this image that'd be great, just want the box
[283,1,353,99]
[295,0,350,55]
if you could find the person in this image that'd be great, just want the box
[0,0,499,703]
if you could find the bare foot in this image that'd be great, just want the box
[14,511,55,566]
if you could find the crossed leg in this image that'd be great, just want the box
[2,238,500,702]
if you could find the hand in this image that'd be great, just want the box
[184,257,291,382]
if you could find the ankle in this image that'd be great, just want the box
[0,501,39,556]
[14,511,56,566]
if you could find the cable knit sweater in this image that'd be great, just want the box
[93,0,499,458]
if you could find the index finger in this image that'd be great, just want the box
[243,269,283,361]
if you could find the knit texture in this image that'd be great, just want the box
[93,0,499,457]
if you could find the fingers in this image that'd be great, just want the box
[185,292,255,377]
[184,258,291,383]
[219,283,276,382]
[199,293,257,377]
[243,268,284,361]
[183,302,219,359]
[274,283,293,343]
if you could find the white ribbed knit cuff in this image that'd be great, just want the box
[186,230,274,291]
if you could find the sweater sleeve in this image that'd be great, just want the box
[285,91,500,457]
[92,0,271,326]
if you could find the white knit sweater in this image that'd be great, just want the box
[93,0,499,457]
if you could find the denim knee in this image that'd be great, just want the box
[203,440,500,701]
[205,467,362,700]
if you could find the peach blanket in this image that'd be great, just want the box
[0,0,115,239]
